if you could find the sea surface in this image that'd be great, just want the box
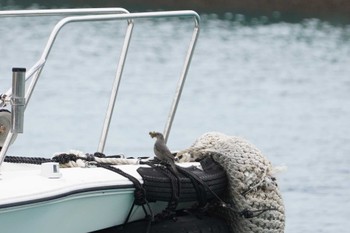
[0,10,350,233]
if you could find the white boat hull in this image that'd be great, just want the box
[0,164,180,233]
[1,189,133,233]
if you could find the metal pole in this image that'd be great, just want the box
[0,68,26,170]
[97,20,134,152]
[11,68,26,133]
[163,25,200,143]
[0,8,129,17]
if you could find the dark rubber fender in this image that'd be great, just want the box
[94,213,230,233]
[137,157,228,202]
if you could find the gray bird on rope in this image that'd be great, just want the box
[149,131,178,173]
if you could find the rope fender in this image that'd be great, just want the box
[176,132,286,233]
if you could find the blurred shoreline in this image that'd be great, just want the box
[1,0,350,23]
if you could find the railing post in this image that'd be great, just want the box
[0,68,26,170]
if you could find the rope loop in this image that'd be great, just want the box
[93,152,106,158]
[134,188,147,206]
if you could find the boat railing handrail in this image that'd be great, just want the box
[0,10,200,169]
[0,8,130,17]
[0,8,131,99]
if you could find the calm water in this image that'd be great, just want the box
[1,12,350,233]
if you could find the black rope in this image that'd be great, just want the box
[176,166,208,207]
[96,163,154,233]
[96,163,145,204]
[239,208,279,218]
[4,156,53,164]
[143,160,181,222]
[52,153,77,164]
[3,153,79,165]
[177,165,222,202]
[88,152,125,159]
[3,152,127,165]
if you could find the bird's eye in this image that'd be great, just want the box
[178,155,183,160]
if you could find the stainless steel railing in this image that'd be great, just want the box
[0,8,132,169]
[0,9,200,168]
[0,8,130,17]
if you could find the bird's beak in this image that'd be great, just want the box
[149,131,155,138]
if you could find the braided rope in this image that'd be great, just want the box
[176,132,285,233]
[50,150,140,168]
[4,150,141,168]
[94,157,140,165]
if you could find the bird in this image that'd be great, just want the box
[149,131,178,173]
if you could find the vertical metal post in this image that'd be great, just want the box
[97,20,134,153]
[0,68,26,170]
[163,23,200,143]
[11,68,26,133]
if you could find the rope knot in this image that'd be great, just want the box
[240,209,254,218]
[52,153,77,164]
